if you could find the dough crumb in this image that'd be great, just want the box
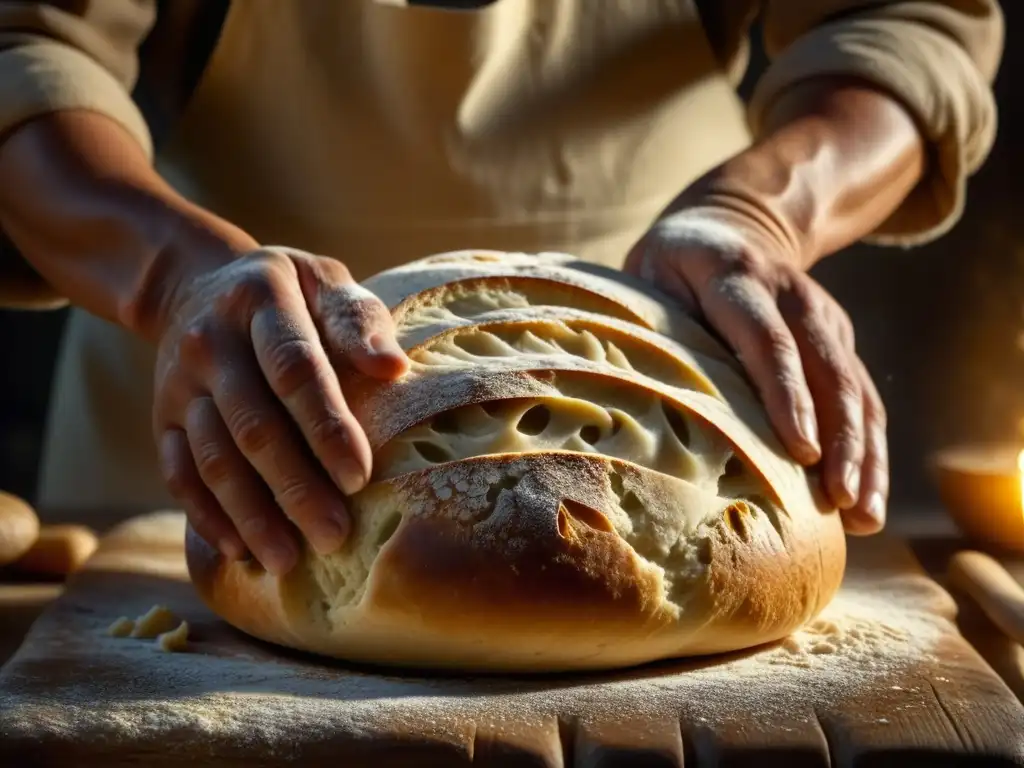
[156,621,189,653]
[107,617,135,637]
[130,605,180,639]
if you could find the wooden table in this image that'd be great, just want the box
[2,507,1023,766]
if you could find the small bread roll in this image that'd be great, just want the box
[12,525,99,576]
[0,492,40,567]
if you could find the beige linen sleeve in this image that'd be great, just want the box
[748,1,1004,247]
[0,0,157,307]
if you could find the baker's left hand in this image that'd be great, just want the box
[625,205,886,535]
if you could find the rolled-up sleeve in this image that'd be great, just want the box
[748,1,1004,247]
[0,1,155,152]
[0,1,156,307]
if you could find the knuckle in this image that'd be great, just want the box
[829,413,865,451]
[229,269,275,306]
[779,283,817,320]
[338,294,385,327]
[265,338,321,396]
[179,322,217,366]
[233,511,271,542]
[761,328,798,361]
[274,478,318,513]
[308,414,352,451]
[324,292,390,345]
[814,350,860,398]
[162,465,189,500]
[733,249,765,275]
[771,369,806,402]
[220,261,287,312]
[194,443,232,485]
[834,372,863,406]
[229,409,275,455]
[327,259,353,284]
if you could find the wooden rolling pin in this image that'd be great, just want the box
[948,550,1024,646]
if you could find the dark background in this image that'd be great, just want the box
[0,10,1020,514]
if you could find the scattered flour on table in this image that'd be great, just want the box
[0,581,948,750]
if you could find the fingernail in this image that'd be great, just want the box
[841,461,861,503]
[261,540,298,576]
[333,458,368,496]
[367,333,406,360]
[798,412,820,452]
[865,492,887,526]
[311,507,351,555]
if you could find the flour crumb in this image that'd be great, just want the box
[107,617,135,637]
[156,621,189,653]
[130,605,180,639]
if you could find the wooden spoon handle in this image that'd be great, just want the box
[948,550,1024,646]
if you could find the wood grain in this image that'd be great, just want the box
[0,512,1022,767]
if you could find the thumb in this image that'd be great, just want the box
[290,252,410,380]
[624,232,700,313]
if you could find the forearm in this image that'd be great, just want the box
[0,110,256,338]
[680,77,926,269]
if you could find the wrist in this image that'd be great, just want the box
[669,79,925,271]
[117,193,257,341]
[660,170,812,272]
[0,110,257,340]
[677,119,837,272]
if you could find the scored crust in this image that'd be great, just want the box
[186,250,846,672]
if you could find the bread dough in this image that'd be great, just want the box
[107,617,135,637]
[129,605,180,639]
[156,621,190,653]
[187,251,846,672]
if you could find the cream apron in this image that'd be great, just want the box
[37,0,753,518]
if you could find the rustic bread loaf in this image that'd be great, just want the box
[187,250,846,672]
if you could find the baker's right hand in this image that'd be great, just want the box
[152,247,409,575]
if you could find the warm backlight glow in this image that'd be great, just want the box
[1018,450,1024,516]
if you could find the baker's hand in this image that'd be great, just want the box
[625,207,887,535]
[153,247,409,574]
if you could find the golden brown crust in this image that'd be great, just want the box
[10,524,99,576]
[188,452,845,671]
[0,492,40,567]
[187,250,846,672]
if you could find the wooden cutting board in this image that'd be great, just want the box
[1,512,1023,767]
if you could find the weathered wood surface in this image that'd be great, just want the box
[0,512,1022,767]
